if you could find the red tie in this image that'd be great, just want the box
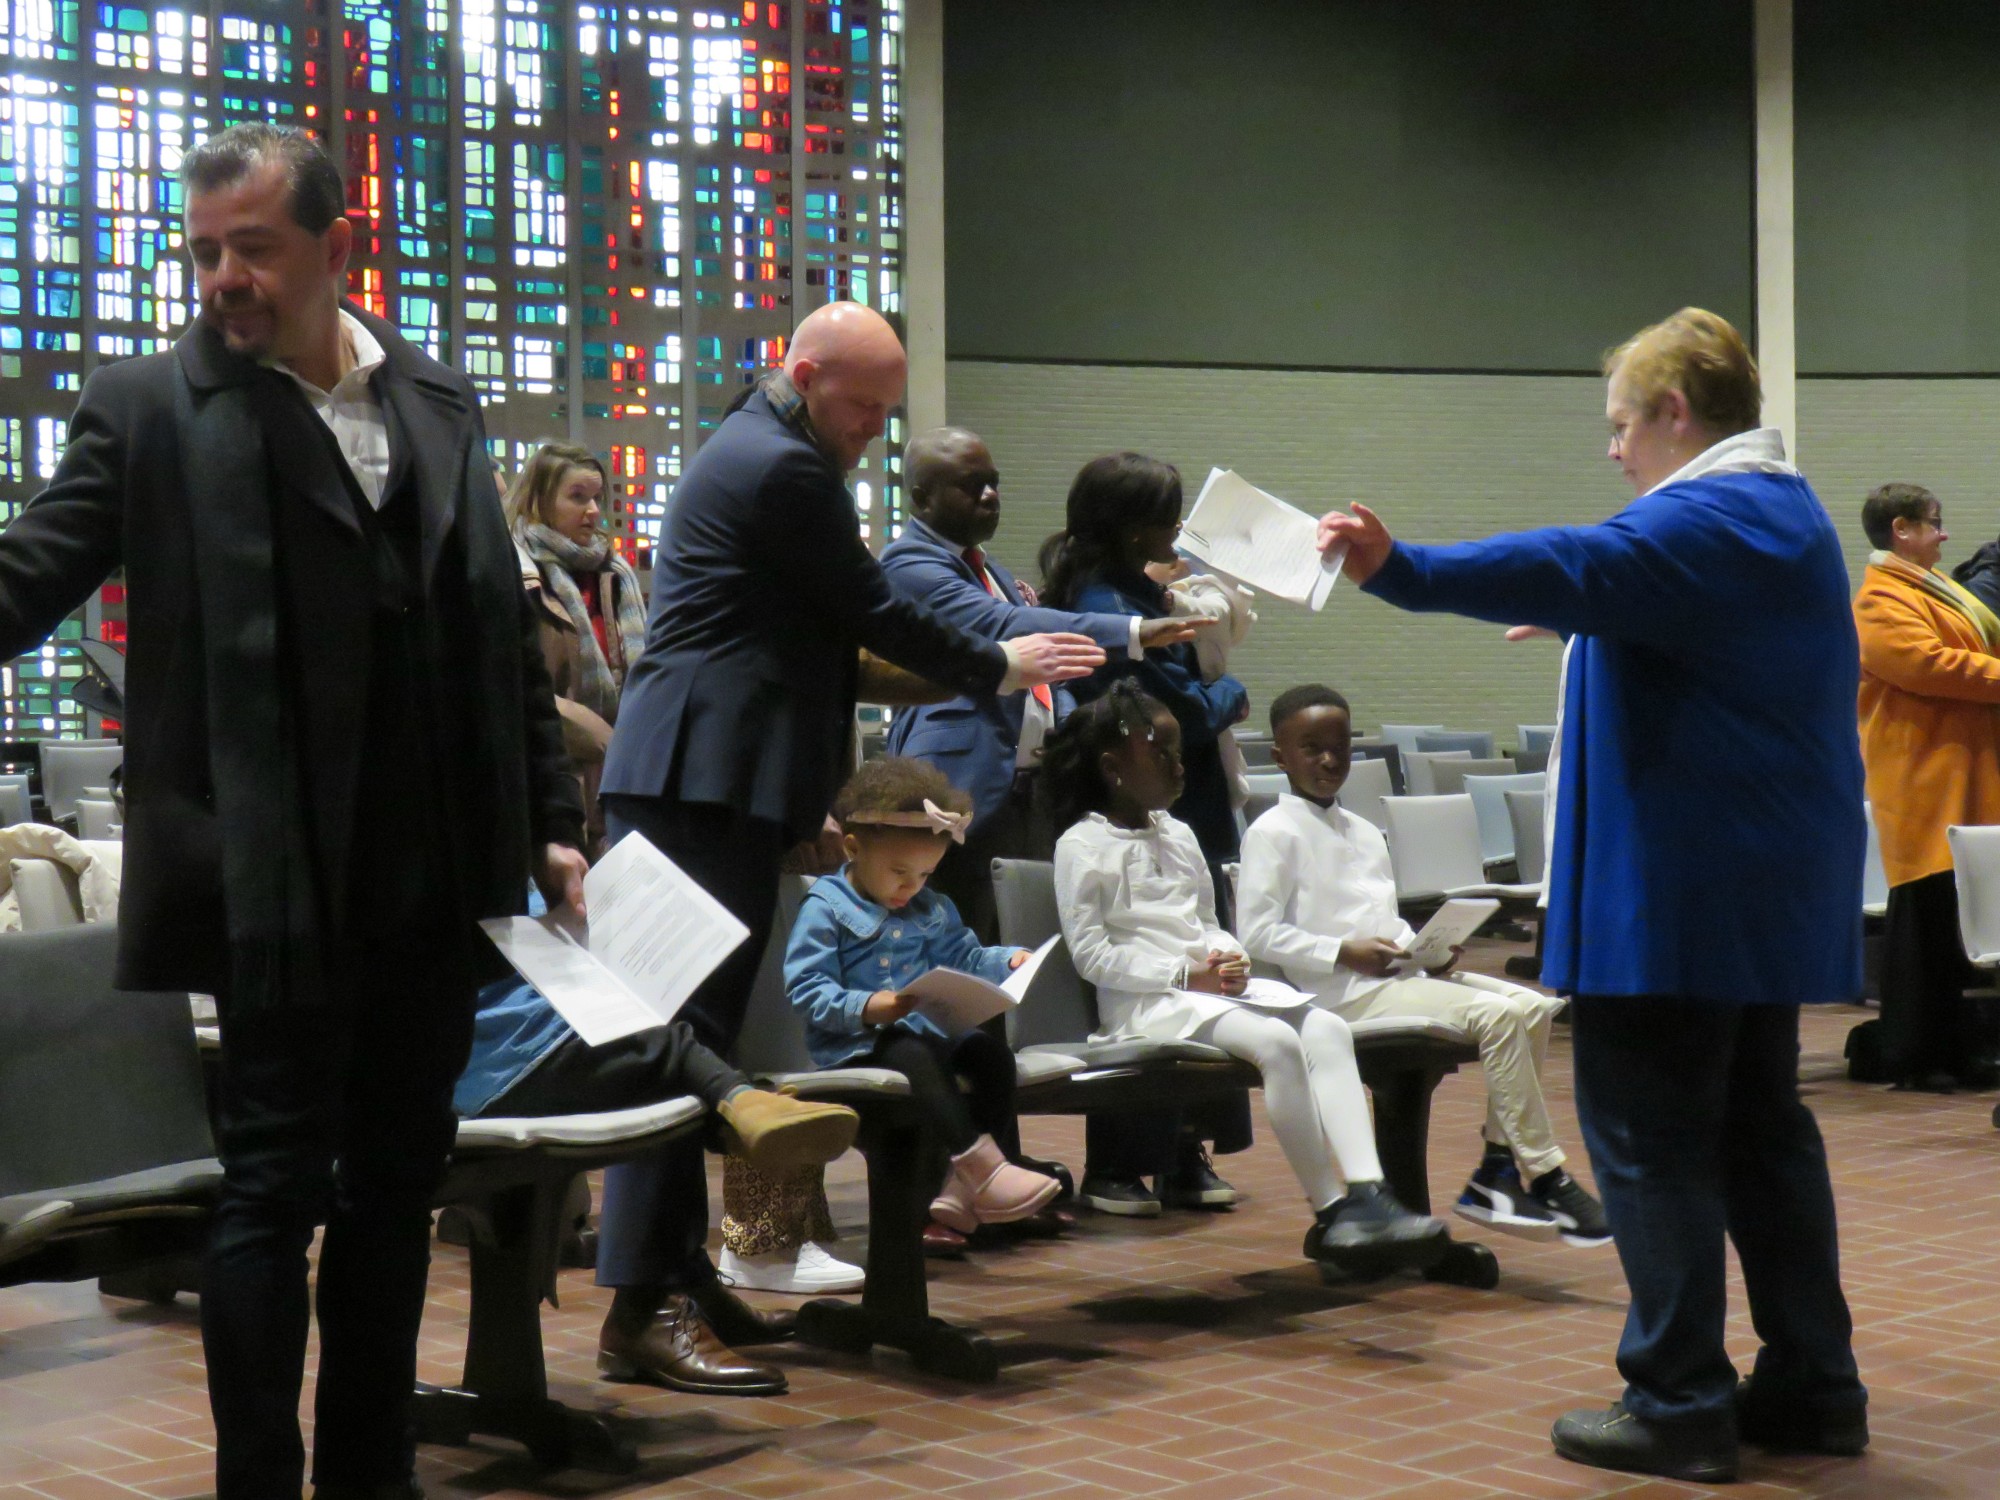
[967,547,1053,711]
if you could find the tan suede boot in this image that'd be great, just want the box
[716,1089,858,1177]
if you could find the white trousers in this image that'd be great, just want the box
[1336,973,1568,1180]
[1192,1005,1383,1211]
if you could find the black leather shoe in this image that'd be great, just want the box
[689,1277,798,1345]
[1735,1378,1868,1456]
[597,1293,787,1395]
[1305,1182,1448,1275]
[1551,1400,1737,1483]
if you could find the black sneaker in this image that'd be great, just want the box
[1735,1377,1869,1456]
[1529,1167,1612,1247]
[1551,1399,1737,1483]
[1305,1181,1449,1275]
[1079,1174,1162,1217]
[1454,1154,1561,1242]
[1159,1142,1238,1210]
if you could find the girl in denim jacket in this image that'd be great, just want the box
[785,758,1062,1231]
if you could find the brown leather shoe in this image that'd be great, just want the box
[689,1277,798,1345]
[596,1293,788,1395]
[923,1219,969,1258]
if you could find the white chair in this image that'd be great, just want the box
[0,776,29,827]
[1463,772,1547,865]
[1504,788,1547,886]
[1377,724,1445,758]
[11,858,83,930]
[1947,824,2000,965]
[1235,735,1277,769]
[1336,756,1393,830]
[1429,756,1518,797]
[1404,748,1472,796]
[1517,724,1559,757]
[1415,729,1496,759]
[1862,804,1889,920]
[75,799,121,841]
[1380,794,1540,904]
[39,740,123,822]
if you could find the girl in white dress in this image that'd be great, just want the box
[1044,681,1447,1273]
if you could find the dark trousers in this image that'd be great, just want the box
[1569,996,1864,1424]
[482,1018,747,1118]
[594,796,787,1291]
[201,928,476,1497]
[1879,870,1981,1083]
[928,770,1046,945]
[1084,1094,1254,1180]
[870,1027,1017,1154]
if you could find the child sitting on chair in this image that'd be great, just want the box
[1042,680,1447,1275]
[1235,684,1609,1247]
[785,758,1063,1233]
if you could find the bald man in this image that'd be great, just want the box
[596,304,1102,1389]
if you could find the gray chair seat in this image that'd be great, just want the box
[453,1096,706,1152]
[0,1158,223,1264]
[1021,1037,1243,1070]
[754,1065,911,1098]
[1012,1051,1083,1087]
[1349,1014,1475,1047]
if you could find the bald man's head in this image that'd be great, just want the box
[907,427,1000,547]
[783,301,906,471]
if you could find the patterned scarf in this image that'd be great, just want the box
[1870,549,2000,652]
[517,521,649,722]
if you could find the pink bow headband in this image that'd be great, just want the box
[844,799,973,844]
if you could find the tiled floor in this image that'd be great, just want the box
[4,946,1999,1499]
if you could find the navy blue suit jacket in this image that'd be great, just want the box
[602,393,1006,843]
[880,517,1134,830]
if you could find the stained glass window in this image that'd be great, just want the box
[0,0,904,737]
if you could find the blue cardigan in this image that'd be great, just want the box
[1363,463,1864,1006]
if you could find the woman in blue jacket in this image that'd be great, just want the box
[1040,453,1250,878]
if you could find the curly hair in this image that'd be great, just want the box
[832,756,973,831]
[1036,680,1170,835]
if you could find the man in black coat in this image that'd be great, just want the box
[595,302,1101,1387]
[0,124,587,1499]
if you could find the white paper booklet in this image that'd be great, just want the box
[1389,898,1501,974]
[1227,975,1314,1010]
[902,934,1060,1035]
[479,833,751,1047]
[1178,468,1346,611]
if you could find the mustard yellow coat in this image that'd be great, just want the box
[1854,562,2000,887]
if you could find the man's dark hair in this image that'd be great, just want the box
[179,123,346,235]
[1861,482,1939,551]
[1269,683,1350,738]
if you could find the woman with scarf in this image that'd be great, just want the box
[1854,482,2000,1092]
[507,442,648,852]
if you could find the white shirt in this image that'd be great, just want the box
[963,551,1057,767]
[1237,792,1416,1012]
[1053,810,1245,1041]
[267,309,392,509]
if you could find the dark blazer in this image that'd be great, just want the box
[880,517,1132,831]
[602,392,1006,843]
[0,306,582,995]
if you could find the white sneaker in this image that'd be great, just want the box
[716,1240,865,1295]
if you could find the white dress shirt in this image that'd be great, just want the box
[267,309,392,509]
[1237,792,1417,1012]
[1053,811,1245,1041]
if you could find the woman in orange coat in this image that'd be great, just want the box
[1854,482,2000,1091]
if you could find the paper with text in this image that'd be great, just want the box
[479,833,751,1047]
[1178,468,1345,612]
[1389,898,1501,974]
[900,937,1057,1035]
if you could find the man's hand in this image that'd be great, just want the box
[1012,632,1106,686]
[863,989,917,1025]
[1505,625,1558,642]
[1424,943,1465,978]
[1317,503,1393,586]
[1015,579,1040,607]
[536,842,590,919]
[1339,936,1407,977]
[1138,617,1199,649]
[780,815,845,876]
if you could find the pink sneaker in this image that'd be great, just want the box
[929,1135,1062,1232]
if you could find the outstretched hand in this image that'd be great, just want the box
[1316,503,1393,585]
[1012,632,1107,686]
[1505,625,1558,642]
[536,842,590,920]
[1138,617,1199,649]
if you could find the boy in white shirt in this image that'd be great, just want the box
[1237,684,1608,1246]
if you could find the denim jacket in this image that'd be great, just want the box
[784,870,1019,1067]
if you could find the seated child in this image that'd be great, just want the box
[1235,684,1609,1246]
[785,758,1063,1233]
[1043,681,1448,1274]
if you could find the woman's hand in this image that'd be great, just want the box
[1339,936,1407,977]
[1317,503,1393,586]
[862,990,917,1025]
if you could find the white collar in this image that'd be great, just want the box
[265,308,386,396]
[1279,790,1347,826]
[1647,427,1796,496]
[1085,810,1170,838]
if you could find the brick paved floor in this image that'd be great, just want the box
[3,943,1997,1499]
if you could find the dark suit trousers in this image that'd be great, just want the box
[1879,870,1982,1083]
[1569,997,1864,1424]
[202,926,475,1497]
[595,796,787,1290]
[928,769,1046,945]
[481,1020,747,1118]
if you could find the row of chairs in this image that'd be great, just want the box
[0,739,125,828]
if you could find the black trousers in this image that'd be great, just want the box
[869,1027,1017,1154]
[201,926,476,1498]
[1879,869,1982,1083]
[482,1019,747,1118]
[594,796,787,1290]
[927,769,1047,945]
